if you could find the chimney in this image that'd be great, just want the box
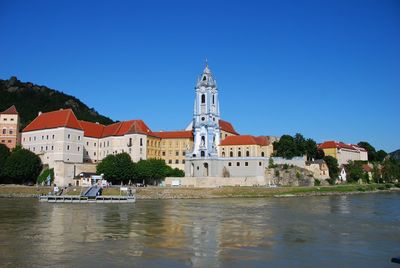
[38,111,42,116]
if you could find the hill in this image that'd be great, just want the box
[0,76,114,129]
[389,149,400,161]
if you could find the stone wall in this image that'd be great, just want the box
[165,176,267,188]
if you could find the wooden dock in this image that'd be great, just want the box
[38,195,136,203]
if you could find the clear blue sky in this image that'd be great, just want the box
[1,0,399,152]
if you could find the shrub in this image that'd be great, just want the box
[274,170,280,177]
[327,178,336,185]
[37,168,54,184]
[283,164,289,170]
[314,179,321,186]
[296,171,301,179]
[357,187,366,192]
[377,185,386,190]
[385,183,393,189]
[395,183,400,188]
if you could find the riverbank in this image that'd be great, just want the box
[0,184,399,199]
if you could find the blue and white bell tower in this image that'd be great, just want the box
[190,62,221,158]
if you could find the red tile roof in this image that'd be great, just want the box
[152,130,193,139]
[220,135,270,146]
[23,109,83,132]
[0,105,18,115]
[79,120,105,138]
[318,141,363,151]
[80,119,152,138]
[219,119,239,135]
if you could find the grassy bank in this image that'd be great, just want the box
[1,184,398,199]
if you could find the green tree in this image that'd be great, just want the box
[304,138,317,161]
[96,153,135,183]
[0,144,11,181]
[274,135,297,159]
[346,161,364,183]
[135,159,171,185]
[381,158,400,183]
[324,155,339,180]
[372,163,381,183]
[315,148,325,159]
[166,167,185,177]
[294,133,306,155]
[2,148,42,184]
[375,150,387,162]
[357,141,376,162]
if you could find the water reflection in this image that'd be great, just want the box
[0,193,399,267]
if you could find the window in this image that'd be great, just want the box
[261,152,265,157]
[246,151,250,157]
[46,135,49,140]
[52,135,55,139]
[67,145,70,150]
[228,162,232,166]
[78,147,80,152]
[3,118,6,121]
[87,142,89,146]
[222,152,225,157]
[237,162,240,166]
[8,140,11,143]
[94,152,96,156]
[9,129,13,135]
[29,137,31,141]
[34,137,36,141]
[94,143,97,146]
[238,151,242,157]
[201,94,206,104]
[67,134,71,139]
[23,138,25,142]
[162,151,166,156]
[182,151,185,156]
[245,162,249,166]
[201,151,205,157]
[176,151,179,156]
[10,118,14,121]
[45,146,48,151]
[168,160,172,164]
[203,75,206,81]
[140,138,143,146]
[41,146,43,151]
[182,160,185,164]
[175,160,179,164]
[86,151,89,156]
[2,129,6,134]
[78,136,81,140]
[51,146,54,150]
[33,147,35,152]
[230,151,233,157]
[259,162,262,166]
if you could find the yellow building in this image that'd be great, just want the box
[219,135,273,158]
[152,130,194,170]
[146,135,161,159]
[318,141,368,165]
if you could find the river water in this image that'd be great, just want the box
[0,193,399,267]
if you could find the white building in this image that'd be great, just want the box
[22,109,151,186]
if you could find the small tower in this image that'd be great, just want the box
[190,62,221,158]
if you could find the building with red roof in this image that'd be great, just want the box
[318,141,368,165]
[0,105,20,150]
[219,135,273,158]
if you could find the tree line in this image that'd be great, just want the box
[0,144,42,184]
[96,153,184,185]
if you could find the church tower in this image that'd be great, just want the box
[190,62,221,158]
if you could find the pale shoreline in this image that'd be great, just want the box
[0,184,399,199]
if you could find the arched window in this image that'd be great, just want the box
[201,151,205,157]
[203,75,207,81]
[238,151,242,157]
[246,151,250,157]
[212,95,215,104]
[201,94,206,104]
[261,152,265,157]
[230,151,233,157]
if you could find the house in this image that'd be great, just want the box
[318,141,368,165]
[219,135,273,158]
[0,105,20,150]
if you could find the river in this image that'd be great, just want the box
[0,193,399,267]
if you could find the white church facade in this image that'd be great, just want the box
[183,64,269,182]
